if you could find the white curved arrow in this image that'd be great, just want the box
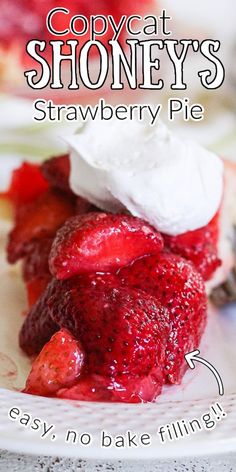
[185,349,224,396]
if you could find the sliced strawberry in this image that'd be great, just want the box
[19,281,59,355]
[162,212,221,280]
[118,252,207,384]
[49,213,164,279]
[24,329,85,396]
[47,274,169,402]
[5,162,49,207]
[41,154,70,193]
[7,189,75,263]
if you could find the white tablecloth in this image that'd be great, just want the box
[0,451,236,472]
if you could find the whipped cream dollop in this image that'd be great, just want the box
[67,119,224,235]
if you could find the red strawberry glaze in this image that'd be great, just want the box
[57,370,166,404]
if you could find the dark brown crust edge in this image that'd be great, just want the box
[210,267,236,306]
[210,227,236,307]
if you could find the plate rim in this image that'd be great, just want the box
[0,388,236,460]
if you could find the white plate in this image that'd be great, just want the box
[0,219,235,460]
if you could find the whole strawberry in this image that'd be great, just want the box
[47,274,170,402]
[118,252,207,384]
[19,280,58,355]
[24,329,85,396]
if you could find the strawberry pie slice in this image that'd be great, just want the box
[2,119,236,403]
